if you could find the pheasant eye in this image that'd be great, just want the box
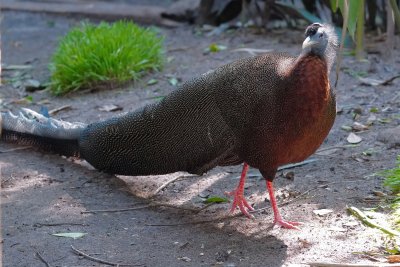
[319,33,324,38]
[305,28,316,36]
[305,23,322,37]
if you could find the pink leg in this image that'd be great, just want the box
[225,163,254,218]
[266,180,302,229]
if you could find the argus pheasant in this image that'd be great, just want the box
[1,23,338,229]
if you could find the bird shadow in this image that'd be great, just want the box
[1,147,288,266]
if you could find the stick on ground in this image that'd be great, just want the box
[70,245,142,266]
[34,222,88,227]
[151,175,184,197]
[81,205,150,214]
[35,251,51,267]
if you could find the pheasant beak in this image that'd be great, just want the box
[302,36,318,50]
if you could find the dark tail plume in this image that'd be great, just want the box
[1,108,87,157]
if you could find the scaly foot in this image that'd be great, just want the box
[273,218,302,230]
[225,189,254,218]
[225,163,254,218]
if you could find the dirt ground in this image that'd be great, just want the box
[1,10,400,267]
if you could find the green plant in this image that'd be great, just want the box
[49,21,164,95]
[383,156,400,193]
[330,0,400,61]
[330,0,366,60]
[382,156,400,228]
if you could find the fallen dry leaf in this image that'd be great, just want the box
[352,122,369,132]
[178,256,191,262]
[52,232,87,239]
[98,104,123,112]
[359,77,386,86]
[353,157,365,163]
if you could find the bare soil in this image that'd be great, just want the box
[1,10,400,267]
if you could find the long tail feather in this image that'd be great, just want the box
[1,108,87,157]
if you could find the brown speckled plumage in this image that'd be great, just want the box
[79,51,334,177]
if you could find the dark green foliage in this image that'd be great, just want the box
[49,21,164,95]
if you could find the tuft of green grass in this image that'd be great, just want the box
[49,21,164,95]
[381,156,400,228]
[383,156,400,193]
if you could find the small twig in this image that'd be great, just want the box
[70,245,142,266]
[194,202,217,213]
[0,146,31,153]
[35,251,51,267]
[81,205,150,214]
[151,175,184,197]
[381,74,400,85]
[49,105,72,116]
[369,95,378,105]
[34,222,88,227]
[277,158,319,171]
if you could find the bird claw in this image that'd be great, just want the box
[225,190,254,218]
[273,218,303,230]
